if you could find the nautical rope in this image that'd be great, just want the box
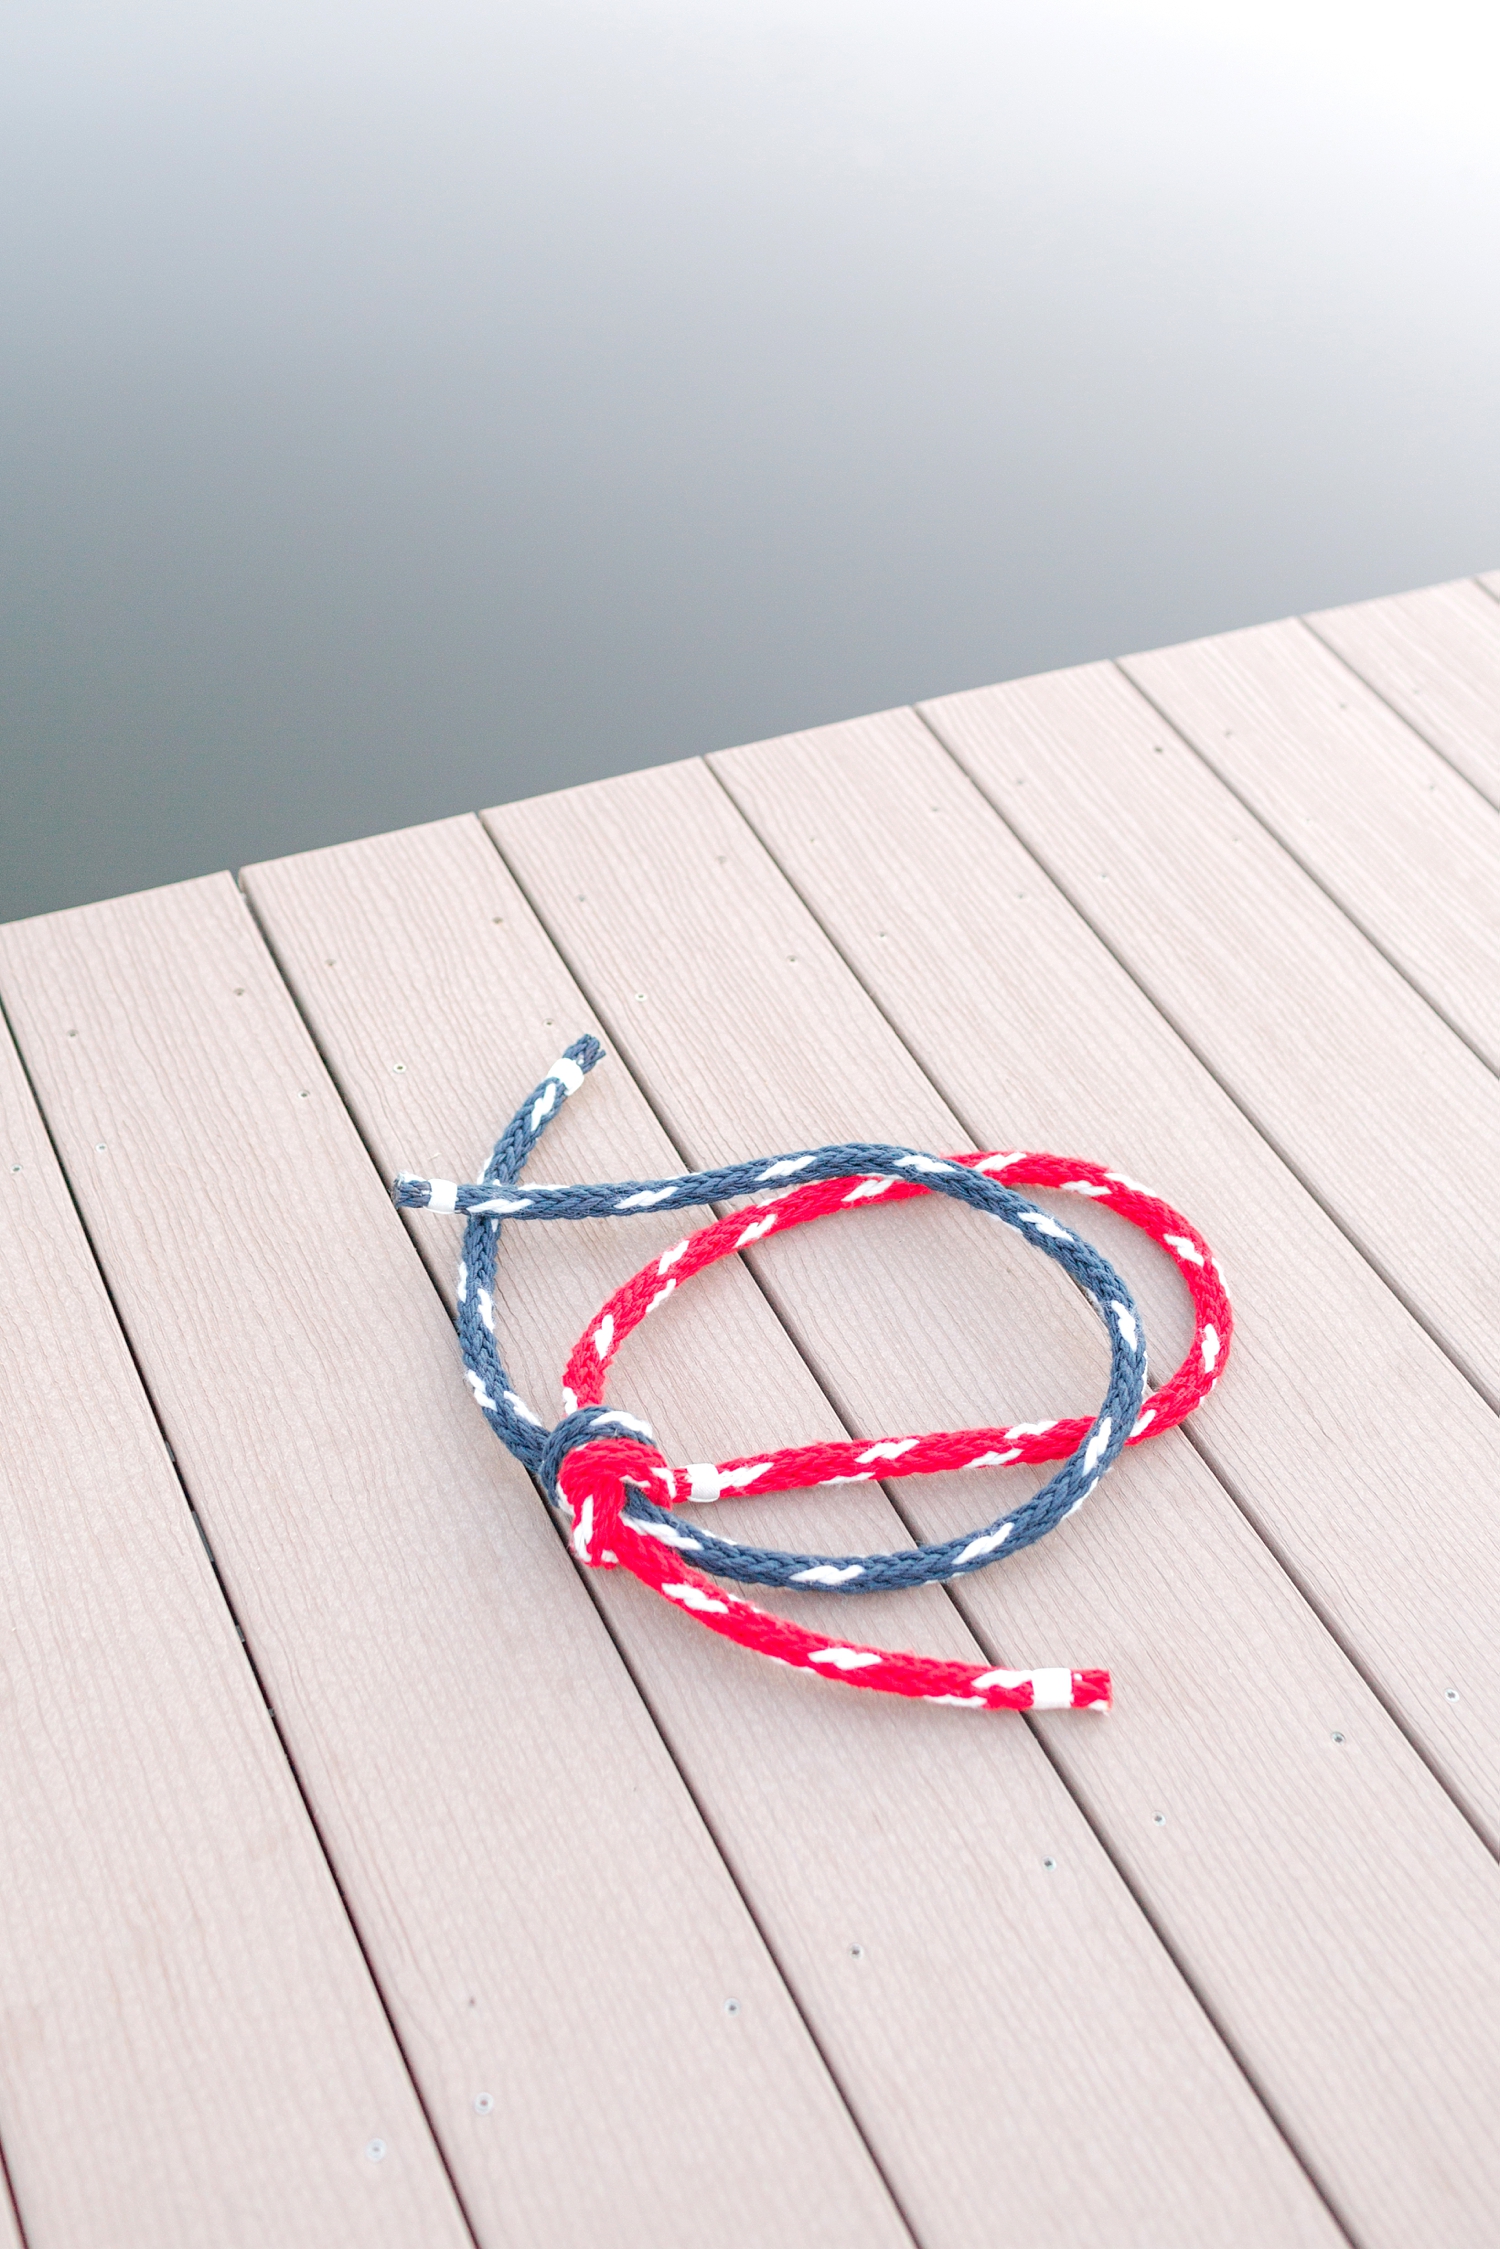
[394,1040,1232,1712]
[395,1039,1147,1584]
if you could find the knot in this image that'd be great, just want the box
[543,1429,671,1571]
[539,1409,668,1563]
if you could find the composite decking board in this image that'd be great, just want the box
[24,1040,473,2245]
[491,757,1500,2249]
[0,878,903,2249]
[242,815,1332,2249]
[710,708,1500,1841]
[1305,576,1500,809]
[1118,617,1500,1072]
[920,660,1500,1410]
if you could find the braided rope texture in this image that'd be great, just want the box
[394,1040,1232,1712]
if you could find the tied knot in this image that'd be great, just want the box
[540,1415,669,1569]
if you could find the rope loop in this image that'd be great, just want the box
[395,1040,1232,1712]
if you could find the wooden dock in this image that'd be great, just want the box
[2,571,1500,2247]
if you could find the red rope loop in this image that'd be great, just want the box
[552,1147,1231,1713]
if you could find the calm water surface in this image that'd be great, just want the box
[2,1,1498,918]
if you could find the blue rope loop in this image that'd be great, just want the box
[395,1039,1148,1591]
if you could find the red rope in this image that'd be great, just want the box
[556,1148,1231,1712]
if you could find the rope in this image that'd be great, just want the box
[394,1040,1232,1712]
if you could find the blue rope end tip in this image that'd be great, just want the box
[566,1034,606,1074]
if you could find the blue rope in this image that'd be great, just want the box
[394,1039,1147,1592]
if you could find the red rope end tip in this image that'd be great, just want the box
[1073,1669,1112,1711]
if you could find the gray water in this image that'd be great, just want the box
[3,0,1498,922]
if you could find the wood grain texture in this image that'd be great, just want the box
[1119,616,1500,1069]
[0,877,901,2249]
[0,1018,467,2248]
[1305,576,1500,807]
[711,706,1500,1841]
[494,754,1500,2249]
[246,813,1334,2249]
[922,658,1500,1409]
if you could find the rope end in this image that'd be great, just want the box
[392,1174,457,1214]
